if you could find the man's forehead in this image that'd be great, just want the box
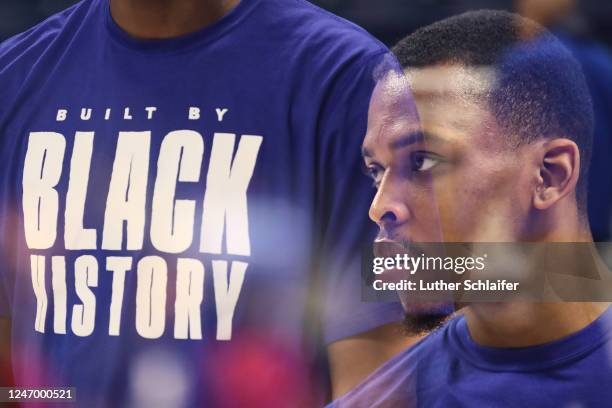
[370,70,419,118]
[415,92,493,135]
[365,68,498,155]
[369,64,495,124]
[404,64,497,98]
[407,64,499,147]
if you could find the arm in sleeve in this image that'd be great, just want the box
[315,51,406,345]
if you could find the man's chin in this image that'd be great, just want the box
[402,302,454,335]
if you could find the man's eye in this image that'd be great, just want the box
[411,152,439,172]
[365,165,384,187]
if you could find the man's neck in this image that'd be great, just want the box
[110,0,240,40]
[467,219,609,348]
[465,302,610,348]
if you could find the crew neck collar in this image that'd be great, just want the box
[103,0,260,54]
[448,306,612,372]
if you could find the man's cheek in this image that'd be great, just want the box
[428,181,464,239]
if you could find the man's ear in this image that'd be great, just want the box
[533,138,580,210]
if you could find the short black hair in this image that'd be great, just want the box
[392,10,594,209]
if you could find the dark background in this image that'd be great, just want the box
[2,0,612,47]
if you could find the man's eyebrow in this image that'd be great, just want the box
[390,131,449,150]
[389,131,425,150]
[362,146,373,158]
[362,131,445,158]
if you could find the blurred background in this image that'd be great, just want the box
[2,0,612,242]
[3,0,612,46]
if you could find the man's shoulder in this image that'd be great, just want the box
[0,0,95,123]
[329,324,451,407]
[0,0,90,79]
[255,0,388,61]
[289,0,385,50]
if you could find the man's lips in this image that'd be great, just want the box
[372,239,435,276]
[373,237,429,259]
[373,238,408,258]
[372,239,412,283]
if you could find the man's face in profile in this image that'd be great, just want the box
[363,66,541,327]
[363,65,536,245]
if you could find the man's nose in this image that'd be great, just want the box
[368,175,411,229]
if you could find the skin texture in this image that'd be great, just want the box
[364,67,538,244]
[363,65,609,348]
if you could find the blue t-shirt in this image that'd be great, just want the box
[331,306,612,407]
[0,0,404,406]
